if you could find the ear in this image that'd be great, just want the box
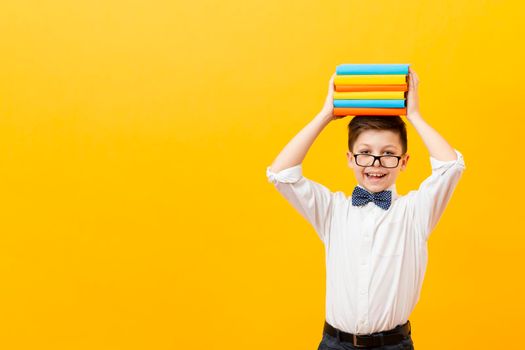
[347,151,355,169]
[400,154,410,171]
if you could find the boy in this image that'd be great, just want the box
[266,68,466,349]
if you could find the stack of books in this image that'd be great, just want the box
[333,64,409,116]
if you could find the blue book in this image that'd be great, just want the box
[333,99,406,108]
[336,64,410,75]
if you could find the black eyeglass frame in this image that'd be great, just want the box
[352,153,404,168]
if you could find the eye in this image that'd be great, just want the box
[360,150,370,154]
[384,151,394,155]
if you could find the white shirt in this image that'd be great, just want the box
[266,149,466,334]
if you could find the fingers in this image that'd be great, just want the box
[328,72,336,92]
[412,71,419,85]
[329,72,336,85]
[407,67,419,91]
[408,67,419,85]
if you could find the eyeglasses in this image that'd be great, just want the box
[353,153,403,168]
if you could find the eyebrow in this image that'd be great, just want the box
[357,143,398,149]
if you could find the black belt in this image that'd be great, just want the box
[323,320,411,348]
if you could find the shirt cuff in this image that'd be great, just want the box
[266,164,303,184]
[430,149,466,173]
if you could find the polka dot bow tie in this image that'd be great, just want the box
[351,186,392,210]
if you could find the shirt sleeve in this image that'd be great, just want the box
[410,149,466,241]
[266,164,337,243]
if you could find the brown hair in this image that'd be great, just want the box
[347,116,407,154]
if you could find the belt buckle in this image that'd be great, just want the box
[353,333,384,348]
[353,334,367,348]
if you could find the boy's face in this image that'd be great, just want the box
[346,129,409,193]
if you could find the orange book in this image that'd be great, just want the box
[333,108,407,116]
[335,84,408,92]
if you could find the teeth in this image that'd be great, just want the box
[367,173,385,177]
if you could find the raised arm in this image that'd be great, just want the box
[406,67,457,161]
[269,73,337,173]
[406,67,466,240]
[266,72,345,243]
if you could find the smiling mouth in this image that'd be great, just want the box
[365,173,387,180]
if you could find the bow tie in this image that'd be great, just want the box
[351,186,392,210]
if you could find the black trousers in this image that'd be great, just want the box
[317,326,415,350]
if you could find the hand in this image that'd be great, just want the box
[320,72,342,121]
[406,67,422,121]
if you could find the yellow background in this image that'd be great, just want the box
[0,0,524,349]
